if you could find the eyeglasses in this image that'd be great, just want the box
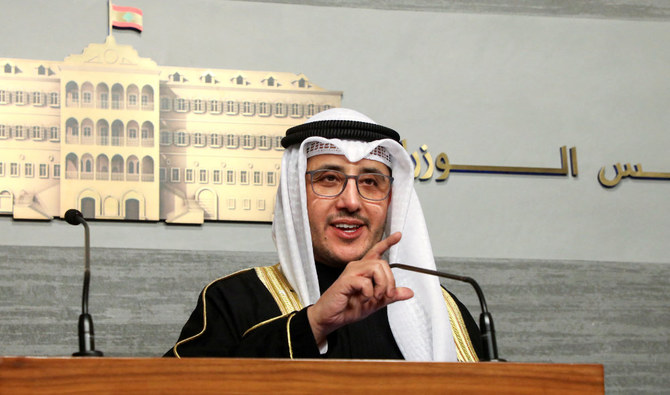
[306,169,393,201]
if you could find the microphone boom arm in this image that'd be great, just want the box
[389,263,501,361]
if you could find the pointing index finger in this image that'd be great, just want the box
[363,232,402,260]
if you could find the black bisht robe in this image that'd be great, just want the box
[165,263,482,359]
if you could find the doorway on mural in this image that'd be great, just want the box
[125,199,139,220]
[81,197,95,219]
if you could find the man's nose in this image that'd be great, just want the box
[336,177,362,211]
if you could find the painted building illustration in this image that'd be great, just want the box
[0,36,342,223]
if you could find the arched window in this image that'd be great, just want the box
[80,154,94,179]
[127,84,140,109]
[66,118,79,144]
[96,83,109,109]
[81,82,94,108]
[126,156,139,181]
[65,153,78,179]
[141,85,154,110]
[111,83,124,110]
[96,154,109,180]
[111,155,124,180]
[81,118,94,145]
[97,119,109,145]
[65,81,79,107]
[111,120,124,146]
[141,121,154,147]
[141,156,154,182]
[127,121,140,146]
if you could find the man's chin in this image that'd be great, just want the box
[315,249,366,269]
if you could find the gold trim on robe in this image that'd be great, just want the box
[442,288,480,362]
[254,264,303,314]
[286,312,298,359]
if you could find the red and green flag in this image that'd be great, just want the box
[111,4,143,32]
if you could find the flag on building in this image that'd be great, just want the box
[111,4,143,32]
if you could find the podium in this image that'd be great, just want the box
[0,357,604,394]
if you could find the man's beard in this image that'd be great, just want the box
[311,211,387,268]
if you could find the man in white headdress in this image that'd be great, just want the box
[166,108,481,361]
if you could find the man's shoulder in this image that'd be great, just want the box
[201,266,274,300]
[205,267,259,288]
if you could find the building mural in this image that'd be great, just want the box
[0,36,342,223]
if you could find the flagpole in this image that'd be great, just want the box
[108,0,112,37]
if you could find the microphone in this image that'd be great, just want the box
[64,209,103,357]
[389,263,502,362]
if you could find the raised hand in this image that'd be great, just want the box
[306,232,414,346]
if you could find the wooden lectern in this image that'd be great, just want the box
[0,357,604,394]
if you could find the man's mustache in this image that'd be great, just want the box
[327,212,370,227]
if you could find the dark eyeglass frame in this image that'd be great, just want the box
[306,169,394,201]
